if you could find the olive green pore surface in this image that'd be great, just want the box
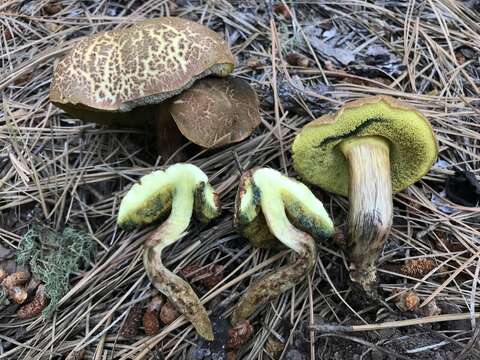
[117,170,173,231]
[194,182,221,223]
[234,170,277,248]
[292,97,438,197]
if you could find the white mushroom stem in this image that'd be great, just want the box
[339,136,393,294]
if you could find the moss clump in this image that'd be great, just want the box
[16,224,95,316]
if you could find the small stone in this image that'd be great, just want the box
[286,53,310,67]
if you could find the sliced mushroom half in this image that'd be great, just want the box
[117,163,221,340]
[232,167,334,324]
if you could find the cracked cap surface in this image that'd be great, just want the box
[292,96,438,197]
[50,17,235,114]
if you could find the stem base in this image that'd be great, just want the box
[340,136,393,294]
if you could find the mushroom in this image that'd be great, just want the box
[292,96,438,294]
[231,167,334,324]
[117,163,221,340]
[49,17,261,159]
[170,77,261,149]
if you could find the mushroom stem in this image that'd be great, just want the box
[153,104,187,163]
[339,136,393,294]
[231,190,317,325]
[144,184,213,340]
[231,239,315,325]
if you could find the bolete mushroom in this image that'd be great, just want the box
[170,77,261,149]
[50,17,234,119]
[231,167,334,324]
[117,163,221,340]
[49,17,261,159]
[292,96,438,294]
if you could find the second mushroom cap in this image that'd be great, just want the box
[170,77,261,149]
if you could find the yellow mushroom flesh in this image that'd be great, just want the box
[118,163,220,340]
[232,168,334,324]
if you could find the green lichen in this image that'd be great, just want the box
[16,224,95,317]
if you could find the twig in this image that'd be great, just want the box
[311,312,480,333]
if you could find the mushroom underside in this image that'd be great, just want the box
[232,168,334,323]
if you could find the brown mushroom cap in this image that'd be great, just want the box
[169,77,261,148]
[49,17,235,115]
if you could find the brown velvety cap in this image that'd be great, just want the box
[49,17,235,113]
[169,77,261,148]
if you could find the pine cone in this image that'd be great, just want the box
[17,284,47,319]
[400,258,436,278]
[120,304,143,337]
[2,271,30,304]
[226,320,254,350]
[394,290,420,312]
[143,296,163,335]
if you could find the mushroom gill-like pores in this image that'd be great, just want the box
[292,96,438,295]
[231,168,334,325]
[49,17,235,158]
[117,163,221,340]
[170,77,261,149]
